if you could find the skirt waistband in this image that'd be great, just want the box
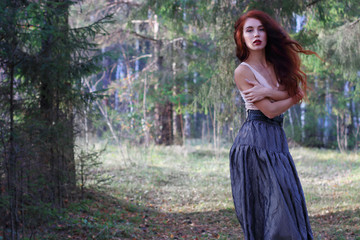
[246,110,283,126]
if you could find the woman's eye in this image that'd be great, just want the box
[259,28,265,31]
[246,29,253,32]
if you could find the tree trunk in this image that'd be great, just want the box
[288,107,295,138]
[213,107,217,150]
[153,15,163,145]
[154,102,161,144]
[336,111,350,152]
[37,0,76,207]
[8,64,19,240]
[173,105,183,145]
[324,78,332,145]
[172,82,183,145]
[202,116,206,142]
[337,115,346,152]
[143,74,150,146]
[160,101,174,145]
[184,83,190,141]
[300,102,306,142]
[351,96,360,152]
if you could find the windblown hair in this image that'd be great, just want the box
[234,10,317,97]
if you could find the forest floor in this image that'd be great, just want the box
[38,143,360,240]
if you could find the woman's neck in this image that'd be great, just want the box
[245,50,268,68]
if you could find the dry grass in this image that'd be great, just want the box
[81,142,360,239]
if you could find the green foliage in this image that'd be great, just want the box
[297,0,360,149]
[76,146,113,195]
[53,0,360,150]
[0,0,113,237]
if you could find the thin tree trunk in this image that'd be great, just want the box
[143,74,150,146]
[300,102,306,142]
[202,116,206,142]
[154,102,161,144]
[172,61,183,145]
[336,114,347,152]
[172,98,183,145]
[153,15,162,144]
[354,123,360,153]
[213,107,217,150]
[180,111,185,145]
[207,113,211,143]
[216,116,221,157]
[324,78,332,145]
[337,115,344,152]
[8,64,18,240]
[288,107,295,138]
[353,99,360,152]
[160,102,173,145]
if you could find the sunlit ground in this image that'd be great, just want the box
[96,142,360,239]
[36,141,360,239]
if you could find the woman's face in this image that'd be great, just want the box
[243,18,267,51]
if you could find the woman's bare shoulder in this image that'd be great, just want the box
[234,64,255,82]
[234,64,257,91]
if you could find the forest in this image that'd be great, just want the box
[0,0,359,239]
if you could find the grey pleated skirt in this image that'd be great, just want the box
[229,110,313,240]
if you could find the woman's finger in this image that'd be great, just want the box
[245,79,255,86]
[246,78,259,85]
[243,88,255,94]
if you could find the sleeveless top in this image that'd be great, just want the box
[238,62,279,110]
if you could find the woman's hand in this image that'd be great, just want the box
[292,88,304,104]
[242,79,268,103]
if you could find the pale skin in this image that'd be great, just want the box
[235,18,303,119]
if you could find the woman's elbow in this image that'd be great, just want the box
[255,100,281,119]
[263,111,277,119]
[261,105,280,119]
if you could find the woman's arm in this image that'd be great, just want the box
[242,79,289,102]
[234,66,303,119]
[252,95,302,119]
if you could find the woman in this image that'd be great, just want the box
[230,10,315,239]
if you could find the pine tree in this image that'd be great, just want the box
[0,0,109,237]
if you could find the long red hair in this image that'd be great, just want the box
[234,10,317,97]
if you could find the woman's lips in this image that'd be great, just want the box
[253,40,262,45]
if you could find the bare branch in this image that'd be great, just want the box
[306,0,323,8]
[107,0,141,7]
[97,29,158,43]
[128,54,152,63]
[127,30,158,42]
[93,71,107,90]
[167,37,184,44]
[349,18,360,27]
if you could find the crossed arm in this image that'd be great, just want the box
[234,65,303,119]
[242,79,290,102]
